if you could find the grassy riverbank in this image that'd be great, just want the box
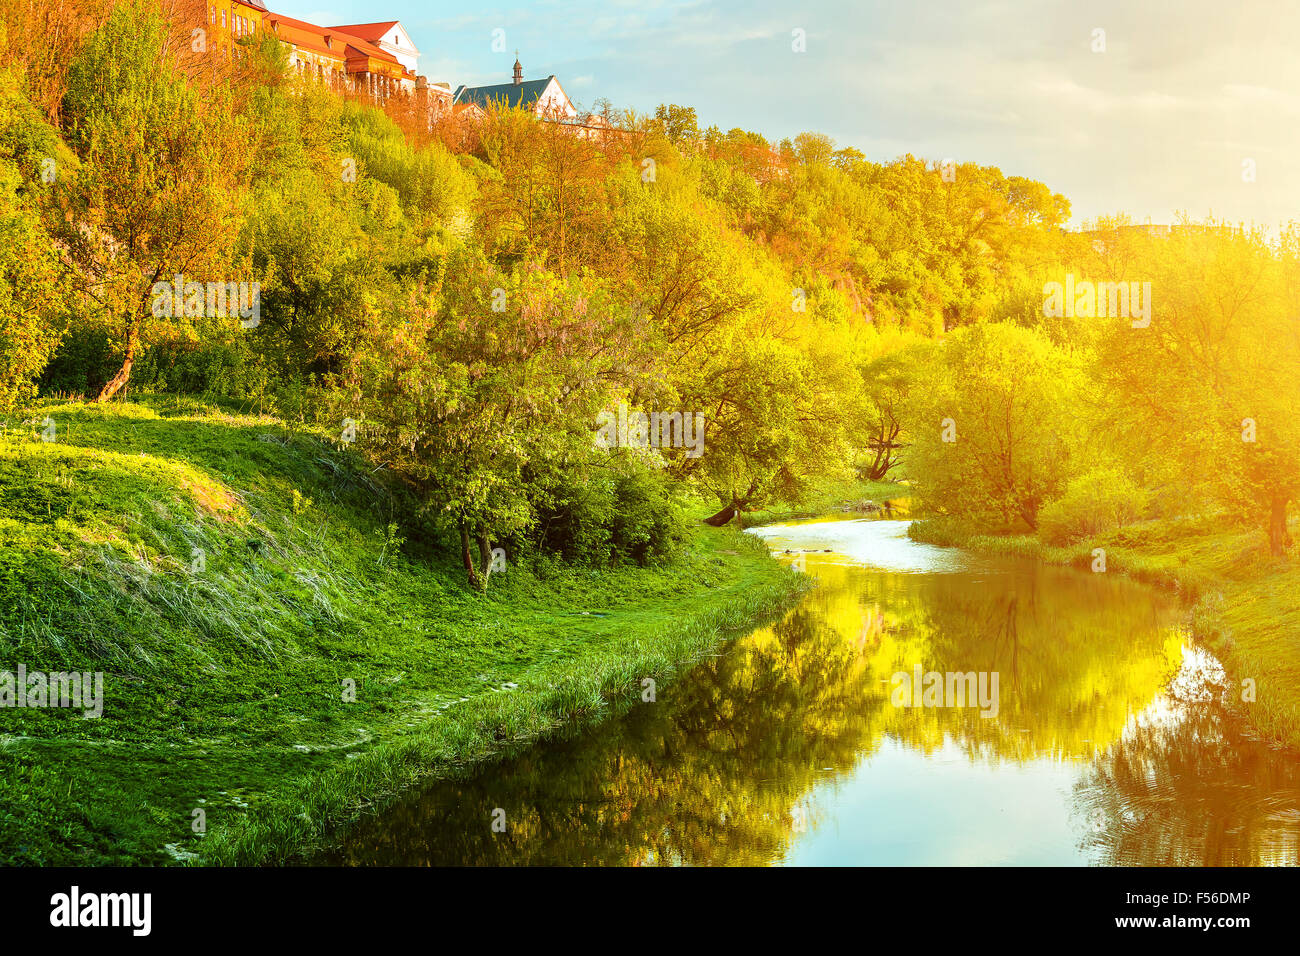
[909,514,1300,749]
[0,398,806,865]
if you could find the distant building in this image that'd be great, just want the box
[208,0,268,43]
[329,21,421,74]
[262,13,416,100]
[203,19,604,132]
[205,5,451,115]
[453,58,577,119]
[1078,222,1244,253]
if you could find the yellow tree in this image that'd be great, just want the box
[905,322,1085,530]
[1097,222,1300,555]
[52,0,252,401]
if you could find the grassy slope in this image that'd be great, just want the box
[909,514,1300,748]
[0,397,805,865]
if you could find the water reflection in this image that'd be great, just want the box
[320,519,1300,866]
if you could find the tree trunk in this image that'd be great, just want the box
[459,521,484,591]
[1019,503,1039,532]
[95,320,138,402]
[703,503,739,527]
[476,528,494,590]
[1268,495,1291,557]
[704,481,759,527]
[864,424,903,480]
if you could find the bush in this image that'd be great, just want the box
[38,324,115,398]
[533,458,685,566]
[607,467,686,565]
[0,73,68,407]
[1038,467,1147,545]
[133,336,255,397]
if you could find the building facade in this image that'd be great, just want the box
[453,59,578,119]
[207,13,585,131]
[208,3,448,112]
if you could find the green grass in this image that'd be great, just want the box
[909,513,1300,748]
[0,397,808,865]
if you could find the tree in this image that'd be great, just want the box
[651,104,699,150]
[857,347,919,481]
[689,328,860,526]
[352,251,636,590]
[1096,222,1300,555]
[0,67,69,407]
[473,103,623,278]
[905,323,1085,530]
[52,0,252,401]
[0,0,112,122]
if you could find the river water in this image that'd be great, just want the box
[320,517,1300,866]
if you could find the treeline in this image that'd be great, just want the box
[2,0,1297,589]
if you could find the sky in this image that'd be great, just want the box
[277,0,1300,229]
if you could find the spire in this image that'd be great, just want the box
[512,51,522,86]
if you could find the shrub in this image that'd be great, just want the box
[38,324,114,399]
[1038,467,1147,545]
[533,459,685,566]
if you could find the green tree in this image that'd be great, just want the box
[352,252,635,589]
[0,67,69,407]
[906,322,1085,529]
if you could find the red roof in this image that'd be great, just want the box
[264,13,410,74]
[327,22,400,43]
[264,14,345,61]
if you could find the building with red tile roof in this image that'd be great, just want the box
[203,9,590,132]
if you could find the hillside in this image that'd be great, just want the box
[0,397,804,864]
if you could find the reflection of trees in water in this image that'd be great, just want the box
[1071,705,1300,866]
[321,587,888,865]
[320,557,1275,866]
[886,563,1185,762]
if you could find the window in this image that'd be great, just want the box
[221,10,226,29]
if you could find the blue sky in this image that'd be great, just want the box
[279,0,1300,229]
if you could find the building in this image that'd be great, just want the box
[207,4,449,113]
[1078,222,1245,254]
[453,58,577,119]
[329,21,420,74]
[263,13,417,100]
[207,0,268,43]
[205,14,590,131]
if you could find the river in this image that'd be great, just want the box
[319,516,1300,866]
